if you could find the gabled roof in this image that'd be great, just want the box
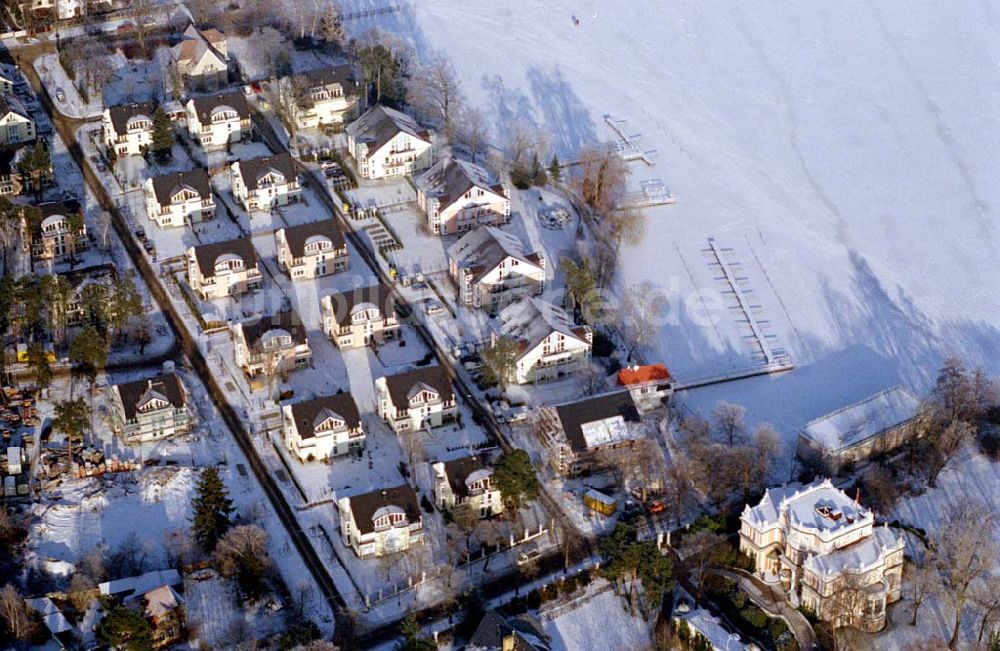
[188,91,249,124]
[0,93,30,120]
[99,569,182,599]
[149,169,212,206]
[190,237,257,279]
[106,101,156,134]
[553,390,640,452]
[238,309,308,351]
[441,454,490,500]
[467,610,550,651]
[174,24,227,68]
[347,484,420,535]
[346,104,430,155]
[296,64,357,96]
[143,584,183,619]
[496,298,589,360]
[323,283,395,328]
[415,156,505,209]
[287,392,360,440]
[279,219,345,258]
[115,372,186,421]
[235,153,297,191]
[447,226,543,284]
[0,142,30,176]
[618,363,672,387]
[381,365,453,412]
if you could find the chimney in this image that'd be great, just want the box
[855,487,860,507]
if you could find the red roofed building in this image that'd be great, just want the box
[617,363,673,412]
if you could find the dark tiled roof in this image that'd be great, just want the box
[0,142,29,175]
[239,309,307,351]
[382,366,453,413]
[188,91,249,124]
[235,153,297,191]
[467,611,548,651]
[554,390,639,452]
[297,64,356,96]
[0,93,29,120]
[348,484,420,535]
[288,392,360,440]
[106,101,156,134]
[324,284,395,328]
[280,219,345,258]
[191,237,257,279]
[442,455,488,500]
[149,169,211,206]
[37,199,81,219]
[115,372,185,421]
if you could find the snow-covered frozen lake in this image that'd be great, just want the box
[348,0,1000,434]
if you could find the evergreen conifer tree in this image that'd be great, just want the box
[151,107,173,163]
[191,467,234,553]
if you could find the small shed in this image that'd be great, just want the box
[584,488,617,516]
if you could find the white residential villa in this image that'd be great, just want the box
[282,393,364,462]
[230,153,300,212]
[375,365,457,433]
[0,94,35,145]
[797,387,921,468]
[275,219,349,280]
[107,373,191,444]
[285,65,360,129]
[144,169,215,227]
[186,237,262,299]
[185,92,251,150]
[416,156,510,235]
[103,101,156,157]
[27,200,87,263]
[338,484,424,557]
[345,105,432,179]
[321,284,398,349]
[447,226,545,313]
[432,455,503,518]
[494,298,592,385]
[739,479,905,632]
[172,24,229,91]
[231,310,312,378]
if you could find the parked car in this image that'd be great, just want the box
[134,228,146,241]
[54,88,66,103]
[516,549,543,566]
[424,299,445,316]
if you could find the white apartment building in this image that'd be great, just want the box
[102,101,156,157]
[230,153,300,212]
[416,157,510,235]
[494,298,592,385]
[275,219,349,280]
[375,365,458,433]
[447,226,545,313]
[107,373,191,444]
[321,284,398,350]
[338,484,424,558]
[144,169,215,228]
[0,94,35,145]
[185,92,251,150]
[285,65,360,129]
[186,237,262,299]
[345,105,432,179]
[432,455,503,518]
[282,392,364,462]
[172,24,229,91]
[231,309,312,378]
[740,479,905,632]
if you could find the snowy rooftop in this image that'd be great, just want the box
[446,225,543,283]
[743,478,872,534]
[804,525,904,577]
[799,386,920,451]
[99,569,182,599]
[674,607,748,651]
[496,297,589,360]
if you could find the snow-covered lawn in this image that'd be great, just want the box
[869,448,1000,650]
[543,585,653,651]
[346,0,1000,452]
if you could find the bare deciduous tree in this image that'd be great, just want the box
[713,401,747,445]
[570,146,628,215]
[906,553,939,626]
[454,106,490,162]
[407,56,463,139]
[618,280,668,360]
[0,584,38,642]
[932,499,998,650]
